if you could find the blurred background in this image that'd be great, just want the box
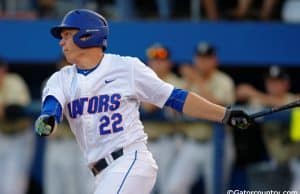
[0,0,300,194]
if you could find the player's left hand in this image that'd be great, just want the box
[222,108,251,130]
[35,114,56,136]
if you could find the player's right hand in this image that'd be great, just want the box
[222,108,252,130]
[35,114,56,136]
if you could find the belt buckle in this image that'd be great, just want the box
[104,154,114,164]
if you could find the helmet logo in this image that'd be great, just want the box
[85,29,100,32]
[80,34,91,41]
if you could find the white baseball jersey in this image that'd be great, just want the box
[42,53,174,165]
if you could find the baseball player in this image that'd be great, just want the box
[34,9,251,194]
[165,42,236,194]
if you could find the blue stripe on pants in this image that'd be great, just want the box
[117,151,138,194]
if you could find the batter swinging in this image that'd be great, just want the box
[35,9,251,194]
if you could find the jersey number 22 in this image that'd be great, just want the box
[99,113,123,135]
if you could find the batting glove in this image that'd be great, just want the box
[35,114,56,136]
[222,108,251,130]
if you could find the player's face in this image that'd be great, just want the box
[148,59,171,76]
[194,55,217,75]
[265,78,289,96]
[59,29,82,64]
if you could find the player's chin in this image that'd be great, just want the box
[64,53,75,64]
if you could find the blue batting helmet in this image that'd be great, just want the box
[50,9,109,49]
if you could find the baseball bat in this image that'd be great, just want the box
[249,99,300,119]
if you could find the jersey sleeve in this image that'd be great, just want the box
[132,58,174,108]
[42,72,66,110]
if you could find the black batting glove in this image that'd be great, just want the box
[222,108,251,130]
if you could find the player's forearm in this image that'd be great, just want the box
[183,92,226,122]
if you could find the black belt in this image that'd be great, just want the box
[91,148,124,176]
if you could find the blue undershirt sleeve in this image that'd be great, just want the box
[41,95,62,123]
[164,88,189,112]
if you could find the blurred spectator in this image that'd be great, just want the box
[0,59,34,194]
[154,0,220,20]
[0,0,288,21]
[114,0,135,20]
[237,66,297,109]
[42,57,93,194]
[35,0,58,18]
[140,43,185,194]
[35,0,90,19]
[0,0,89,19]
[106,0,286,21]
[236,66,298,190]
[55,0,86,18]
[156,0,172,20]
[281,0,300,23]
[0,0,36,19]
[165,42,235,194]
[180,42,235,105]
[107,0,220,20]
[228,0,281,21]
[114,0,164,20]
[194,0,219,20]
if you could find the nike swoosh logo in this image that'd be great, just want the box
[105,79,116,84]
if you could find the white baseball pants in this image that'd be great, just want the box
[93,142,158,194]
